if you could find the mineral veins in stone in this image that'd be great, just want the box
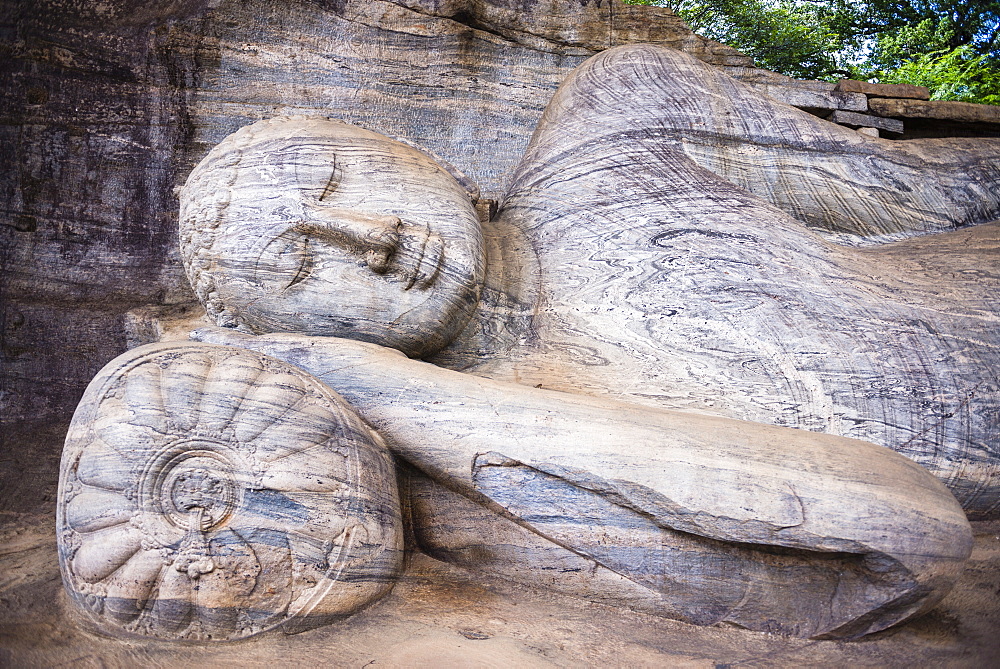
[170,42,999,640]
[176,46,1000,520]
[195,327,974,640]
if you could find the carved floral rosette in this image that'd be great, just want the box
[56,342,403,641]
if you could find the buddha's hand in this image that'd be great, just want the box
[190,326,407,377]
[189,325,259,349]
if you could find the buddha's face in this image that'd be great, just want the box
[183,118,485,357]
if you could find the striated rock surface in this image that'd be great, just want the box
[194,328,974,640]
[171,48,1000,518]
[178,0,747,200]
[169,75,994,630]
[723,66,870,114]
[474,45,1000,515]
[177,117,487,358]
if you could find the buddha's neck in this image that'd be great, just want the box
[427,212,541,371]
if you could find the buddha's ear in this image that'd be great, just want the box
[389,135,481,203]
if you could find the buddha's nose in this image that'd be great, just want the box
[296,205,402,273]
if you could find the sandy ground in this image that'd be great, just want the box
[2,509,998,668]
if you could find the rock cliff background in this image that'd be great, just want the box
[1,0,748,511]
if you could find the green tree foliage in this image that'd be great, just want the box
[649,1,851,78]
[878,44,1000,103]
[624,0,1000,104]
[867,16,1000,103]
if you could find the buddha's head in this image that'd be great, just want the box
[179,117,485,358]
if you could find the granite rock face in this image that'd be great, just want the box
[167,69,994,631]
[57,342,403,640]
[172,45,995,519]
[40,22,1000,641]
[177,0,747,200]
[3,0,741,511]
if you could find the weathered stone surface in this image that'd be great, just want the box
[178,117,486,358]
[6,509,1000,666]
[7,0,1000,655]
[57,342,404,640]
[166,41,999,632]
[475,45,1000,515]
[723,65,840,91]
[3,7,203,510]
[195,327,972,640]
[180,0,748,201]
[835,79,930,100]
[722,67,869,112]
[828,109,904,134]
[869,96,1000,123]
[387,0,751,65]
[758,85,868,113]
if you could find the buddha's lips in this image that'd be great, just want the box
[403,225,443,291]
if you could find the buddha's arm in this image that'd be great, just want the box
[193,327,970,624]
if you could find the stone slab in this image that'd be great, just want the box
[869,97,1000,124]
[829,109,904,134]
[723,66,838,91]
[761,85,868,112]
[725,67,869,112]
[835,79,930,100]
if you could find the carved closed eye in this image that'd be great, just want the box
[294,159,406,276]
[255,232,314,291]
[287,237,313,289]
[318,159,340,203]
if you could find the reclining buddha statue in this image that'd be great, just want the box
[59,44,1000,641]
